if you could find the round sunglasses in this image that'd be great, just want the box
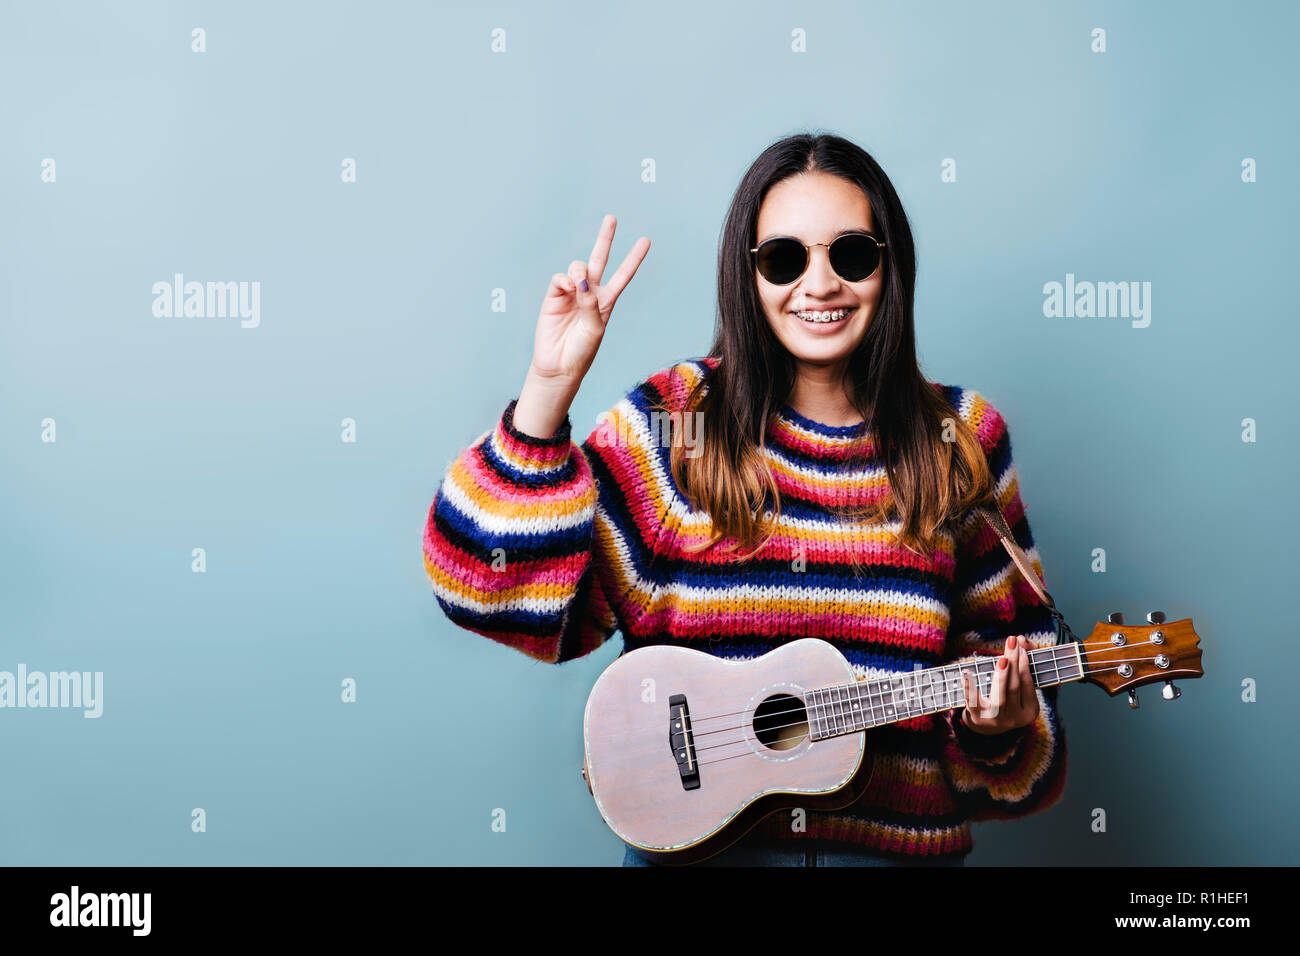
[749,231,886,285]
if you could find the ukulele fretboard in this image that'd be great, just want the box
[806,643,1084,740]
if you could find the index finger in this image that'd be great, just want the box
[586,214,617,286]
[987,659,1005,719]
[1017,637,1034,710]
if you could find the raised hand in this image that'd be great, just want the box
[529,214,651,389]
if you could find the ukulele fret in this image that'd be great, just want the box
[846,682,860,732]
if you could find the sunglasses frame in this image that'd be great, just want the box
[748,231,887,285]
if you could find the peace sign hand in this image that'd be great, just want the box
[530,214,651,391]
[959,635,1040,734]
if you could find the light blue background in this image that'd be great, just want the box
[1,0,1294,865]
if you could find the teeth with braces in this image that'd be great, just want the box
[795,308,851,323]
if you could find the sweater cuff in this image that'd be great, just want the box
[503,397,572,444]
[496,395,573,457]
[949,707,1030,761]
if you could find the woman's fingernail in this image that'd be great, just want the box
[999,658,1008,669]
[578,278,589,292]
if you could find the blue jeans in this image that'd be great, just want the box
[622,841,965,867]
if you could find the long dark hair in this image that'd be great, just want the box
[657,131,994,564]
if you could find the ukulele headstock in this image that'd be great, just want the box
[1080,611,1204,709]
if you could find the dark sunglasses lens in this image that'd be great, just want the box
[756,239,807,285]
[830,234,881,281]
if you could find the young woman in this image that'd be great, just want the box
[423,132,1066,867]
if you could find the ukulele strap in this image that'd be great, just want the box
[976,504,1078,647]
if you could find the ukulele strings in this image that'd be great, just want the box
[585,637,1169,744]
[685,655,1177,755]
[590,657,1183,770]
[681,637,1175,730]
[686,658,1175,771]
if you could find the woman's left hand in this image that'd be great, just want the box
[959,635,1039,734]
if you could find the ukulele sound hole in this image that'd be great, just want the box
[752,694,809,751]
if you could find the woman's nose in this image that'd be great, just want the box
[799,246,840,292]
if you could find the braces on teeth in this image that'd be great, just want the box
[796,308,851,323]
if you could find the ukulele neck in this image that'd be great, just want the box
[807,644,1085,741]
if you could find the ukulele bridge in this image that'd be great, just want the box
[668,694,701,791]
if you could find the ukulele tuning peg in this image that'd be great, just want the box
[1128,690,1140,709]
[1108,612,1126,625]
[1146,610,1166,624]
[1162,681,1181,701]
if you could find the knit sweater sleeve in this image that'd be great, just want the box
[421,376,674,664]
[938,390,1068,822]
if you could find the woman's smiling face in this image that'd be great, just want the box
[754,170,882,371]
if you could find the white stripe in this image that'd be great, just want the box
[429,576,574,617]
[437,467,593,537]
[490,427,572,477]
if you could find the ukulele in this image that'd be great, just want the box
[579,506,1206,865]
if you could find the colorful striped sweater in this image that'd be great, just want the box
[422,355,1067,861]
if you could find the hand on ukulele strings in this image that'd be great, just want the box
[959,635,1039,735]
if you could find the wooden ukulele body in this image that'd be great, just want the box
[582,639,875,865]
